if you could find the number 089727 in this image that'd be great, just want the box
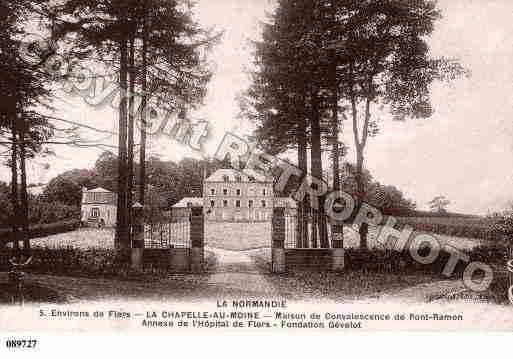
[5,339,37,349]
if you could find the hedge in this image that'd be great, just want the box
[0,220,81,246]
[345,244,507,276]
[394,216,498,241]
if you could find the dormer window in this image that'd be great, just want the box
[248,176,255,182]
[210,188,215,195]
[186,202,193,207]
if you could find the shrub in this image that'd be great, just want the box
[487,272,510,304]
[0,247,128,278]
[468,244,508,264]
[0,247,180,279]
[0,220,81,246]
[0,198,80,229]
[344,243,508,277]
[29,201,80,225]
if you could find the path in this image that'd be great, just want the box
[205,246,282,297]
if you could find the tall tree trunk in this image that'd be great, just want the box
[19,120,30,253]
[350,75,371,251]
[355,150,368,250]
[115,35,129,256]
[330,59,342,247]
[297,114,308,248]
[310,92,322,248]
[138,1,148,205]
[127,33,136,240]
[10,120,20,253]
[310,92,329,248]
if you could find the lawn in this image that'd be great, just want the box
[31,228,115,249]
[204,221,271,250]
[28,224,272,251]
[144,221,272,250]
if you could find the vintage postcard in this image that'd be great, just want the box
[0,0,512,353]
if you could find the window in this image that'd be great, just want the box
[248,200,254,208]
[235,175,242,182]
[210,188,215,195]
[248,176,255,182]
[223,175,229,182]
[210,200,215,208]
[186,202,192,207]
[91,207,100,218]
[223,188,228,196]
[236,189,241,196]
[236,200,241,208]
[262,189,267,196]
[223,200,228,207]
[261,200,267,208]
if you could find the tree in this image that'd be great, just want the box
[0,183,13,227]
[43,153,225,214]
[325,0,467,249]
[53,0,217,257]
[42,169,97,206]
[243,0,339,248]
[330,161,415,216]
[0,0,54,253]
[429,196,451,214]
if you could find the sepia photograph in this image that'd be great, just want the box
[0,0,512,349]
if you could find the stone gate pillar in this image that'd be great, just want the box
[331,219,344,271]
[272,207,286,273]
[131,202,145,271]
[508,246,513,305]
[190,207,204,273]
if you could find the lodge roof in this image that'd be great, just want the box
[172,197,203,208]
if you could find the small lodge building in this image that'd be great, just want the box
[81,187,117,227]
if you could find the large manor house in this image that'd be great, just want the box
[174,169,295,222]
[81,169,295,226]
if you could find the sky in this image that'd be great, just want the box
[2,0,513,215]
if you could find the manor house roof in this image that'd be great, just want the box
[205,169,271,183]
